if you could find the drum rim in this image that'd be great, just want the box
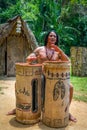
[15,62,42,67]
[43,61,71,64]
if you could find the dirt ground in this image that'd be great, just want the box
[0,76,87,130]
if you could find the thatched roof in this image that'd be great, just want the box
[0,15,38,49]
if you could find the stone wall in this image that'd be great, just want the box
[70,47,87,76]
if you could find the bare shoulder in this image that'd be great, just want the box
[34,46,45,52]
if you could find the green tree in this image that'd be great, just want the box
[0,0,87,55]
[0,0,21,23]
[59,2,87,51]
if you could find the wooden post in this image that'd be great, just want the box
[70,47,87,76]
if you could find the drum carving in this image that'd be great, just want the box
[15,63,42,124]
[42,61,70,128]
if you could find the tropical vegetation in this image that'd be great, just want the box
[0,0,87,55]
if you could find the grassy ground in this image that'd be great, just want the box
[71,76,87,102]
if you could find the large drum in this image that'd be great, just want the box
[15,63,42,124]
[42,61,70,128]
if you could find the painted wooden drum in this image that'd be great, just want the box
[15,63,42,124]
[42,61,71,128]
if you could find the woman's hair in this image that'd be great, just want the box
[44,30,59,46]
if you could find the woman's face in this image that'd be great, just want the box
[47,31,57,45]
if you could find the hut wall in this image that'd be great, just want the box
[70,47,87,76]
[7,34,30,76]
[0,34,32,76]
[0,41,6,75]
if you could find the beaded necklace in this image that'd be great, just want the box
[45,47,54,60]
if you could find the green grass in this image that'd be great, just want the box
[70,76,87,102]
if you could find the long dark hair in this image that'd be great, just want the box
[44,30,59,46]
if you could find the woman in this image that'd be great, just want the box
[26,31,70,63]
[7,30,77,122]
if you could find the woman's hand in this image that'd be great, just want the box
[26,53,37,64]
[50,44,59,51]
[50,44,70,61]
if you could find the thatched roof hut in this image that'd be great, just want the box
[0,15,38,76]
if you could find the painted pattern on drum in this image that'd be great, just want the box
[53,79,65,101]
[16,103,31,111]
[15,87,30,96]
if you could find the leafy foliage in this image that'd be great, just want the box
[0,0,21,23]
[0,0,87,55]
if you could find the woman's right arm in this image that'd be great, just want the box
[26,47,41,63]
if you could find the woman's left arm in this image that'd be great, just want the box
[59,50,70,61]
[51,44,70,61]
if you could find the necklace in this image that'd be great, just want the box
[45,47,54,60]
